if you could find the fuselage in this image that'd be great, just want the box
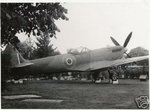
[27,46,126,74]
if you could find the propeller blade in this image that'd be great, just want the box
[124,52,131,58]
[123,32,132,47]
[110,37,120,46]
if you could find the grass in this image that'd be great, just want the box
[1,79,149,109]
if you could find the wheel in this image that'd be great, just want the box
[112,73,118,81]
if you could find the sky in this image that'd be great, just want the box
[18,1,150,53]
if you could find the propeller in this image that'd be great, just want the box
[110,32,132,47]
[110,37,120,46]
[110,32,133,58]
[123,32,132,47]
[124,52,131,58]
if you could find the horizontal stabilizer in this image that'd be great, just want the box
[12,62,34,68]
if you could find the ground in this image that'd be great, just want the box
[1,79,149,109]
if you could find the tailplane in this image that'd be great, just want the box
[3,44,33,68]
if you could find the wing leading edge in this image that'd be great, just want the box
[73,55,149,71]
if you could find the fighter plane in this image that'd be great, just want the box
[4,32,149,83]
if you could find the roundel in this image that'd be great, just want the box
[63,55,76,68]
[66,58,73,66]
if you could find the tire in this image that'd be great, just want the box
[112,73,118,81]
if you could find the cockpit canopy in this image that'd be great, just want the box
[67,46,90,55]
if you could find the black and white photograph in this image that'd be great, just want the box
[1,1,149,109]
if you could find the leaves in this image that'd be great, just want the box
[128,47,149,57]
[30,32,60,58]
[18,38,35,59]
[128,47,149,65]
[1,3,68,45]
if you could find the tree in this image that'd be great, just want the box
[1,3,68,46]
[128,47,149,57]
[18,37,61,59]
[128,47,149,65]
[17,38,35,59]
[34,33,60,58]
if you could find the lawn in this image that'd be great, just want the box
[1,79,149,109]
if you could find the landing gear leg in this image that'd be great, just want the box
[92,71,99,83]
[108,70,119,84]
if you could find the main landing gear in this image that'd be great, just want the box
[108,69,119,84]
[92,69,119,84]
[92,71,102,83]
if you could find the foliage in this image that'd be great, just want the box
[18,36,61,59]
[33,33,61,58]
[17,38,35,59]
[1,3,68,46]
[128,47,149,57]
[128,47,149,65]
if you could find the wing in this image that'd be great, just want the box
[73,55,149,71]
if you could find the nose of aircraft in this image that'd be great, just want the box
[124,48,127,53]
[123,48,132,58]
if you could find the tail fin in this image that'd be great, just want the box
[4,44,33,68]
